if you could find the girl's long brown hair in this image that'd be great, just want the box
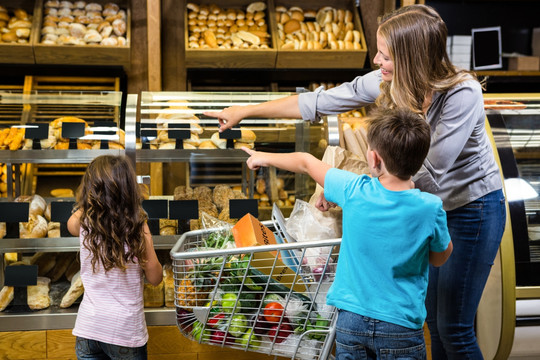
[76,155,148,272]
[376,4,478,115]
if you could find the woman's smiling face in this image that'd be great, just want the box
[374,31,394,82]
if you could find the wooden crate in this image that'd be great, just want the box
[0,0,38,64]
[274,0,368,69]
[32,0,131,68]
[184,0,277,68]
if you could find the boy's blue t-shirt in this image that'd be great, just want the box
[324,168,451,329]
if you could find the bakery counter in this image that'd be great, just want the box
[135,148,249,163]
[0,235,179,332]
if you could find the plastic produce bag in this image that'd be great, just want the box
[285,200,340,278]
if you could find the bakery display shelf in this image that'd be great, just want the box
[0,235,180,332]
[32,0,131,68]
[184,0,278,68]
[274,0,368,69]
[0,0,37,64]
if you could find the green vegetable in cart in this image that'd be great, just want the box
[228,314,248,337]
[191,321,210,342]
[262,293,284,307]
[238,290,259,310]
[237,328,261,349]
[221,293,240,313]
[308,314,329,340]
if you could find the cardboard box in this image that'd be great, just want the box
[508,56,540,71]
[232,214,306,292]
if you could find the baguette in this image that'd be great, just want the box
[27,277,51,310]
[0,286,14,311]
[60,271,84,308]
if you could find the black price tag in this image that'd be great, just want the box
[50,201,75,222]
[169,200,198,220]
[142,199,168,219]
[229,199,258,219]
[219,128,242,139]
[168,123,191,139]
[140,122,157,138]
[0,202,29,222]
[94,121,117,149]
[4,265,38,287]
[62,122,85,139]
[25,123,49,140]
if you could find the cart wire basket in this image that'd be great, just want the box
[170,216,341,360]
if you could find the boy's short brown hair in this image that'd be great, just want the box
[366,108,431,179]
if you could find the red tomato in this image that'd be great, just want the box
[263,302,284,323]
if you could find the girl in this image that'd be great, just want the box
[68,155,162,360]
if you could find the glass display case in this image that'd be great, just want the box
[485,94,540,288]
[0,90,327,331]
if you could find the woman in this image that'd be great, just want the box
[205,5,505,359]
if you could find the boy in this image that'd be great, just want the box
[241,107,453,359]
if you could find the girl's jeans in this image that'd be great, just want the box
[75,337,147,360]
[426,189,506,360]
[335,309,426,359]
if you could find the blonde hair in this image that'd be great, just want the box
[375,5,478,115]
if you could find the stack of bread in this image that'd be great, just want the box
[0,127,25,150]
[0,6,32,44]
[186,1,271,50]
[18,116,125,150]
[276,5,363,51]
[254,176,295,208]
[40,1,128,47]
[173,184,247,229]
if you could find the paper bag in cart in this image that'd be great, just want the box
[232,214,306,293]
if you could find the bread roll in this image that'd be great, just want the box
[29,195,47,217]
[210,132,226,149]
[240,128,256,143]
[20,215,48,239]
[27,277,51,310]
[60,271,84,308]
[50,188,74,197]
[47,222,61,238]
[198,140,217,149]
[213,185,234,210]
[0,222,5,239]
[173,185,193,201]
[234,141,254,149]
[0,286,14,311]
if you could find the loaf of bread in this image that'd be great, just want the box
[47,222,61,238]
[0,222,5,239]
[213,184,234,210]
[0,286,14,311]
[19,215,48,239]
[60,271,84,308]
[64,258,80,282]
[27,277,51,310]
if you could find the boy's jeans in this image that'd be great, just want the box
[426,189,506,359]
[75,337,147,360]
[335,309,426,359]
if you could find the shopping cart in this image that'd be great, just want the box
[170,212,341,360]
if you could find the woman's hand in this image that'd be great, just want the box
[204,106,246,132]
[315,192,336,212]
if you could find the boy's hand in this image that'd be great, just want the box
[204,106,244,132]
[241,147,264,170]
[315,192,337,212]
